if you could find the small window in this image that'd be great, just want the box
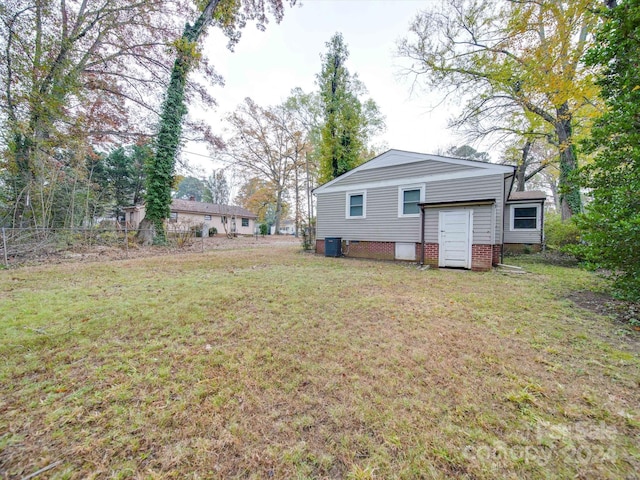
[169,212,177,223]
[511,204,540,230]
[204,215,212,221]
[221,216,227,224]
[241,218,249,227]
[398,185,425,217]
[346,192,366,218]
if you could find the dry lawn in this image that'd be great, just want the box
[0,243,638,479]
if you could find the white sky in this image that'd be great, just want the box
[184,0,464,173]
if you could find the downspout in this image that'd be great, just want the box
[420,204,425,266]
[540,201,545,251]
[501,172,516,264]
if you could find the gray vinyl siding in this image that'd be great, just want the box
[503,202,544,244]
[317,173,505,244]
[316,187,421,242]
[422,175,503,243]
[335,160,472,186]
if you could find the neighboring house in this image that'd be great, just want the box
[270,219,296,235]
[123,199,257,236]
[313,149,546,271]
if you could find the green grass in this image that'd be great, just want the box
[1,246,638,479]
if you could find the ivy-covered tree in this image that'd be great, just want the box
[576,0,640,301]
[142,0,290,243]
[317,33,384,184]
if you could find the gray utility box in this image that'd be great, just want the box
[325,237,342,257]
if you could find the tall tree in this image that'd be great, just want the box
[577,0,640,301]
[445,145,490,163]
[0,1,194,227]
[235,176,281,224]
[142,0,290,243]
[174,176,206,201]
[223,97,308,233]
[103,144,149,218]
[317,33,384,184]
[202,169,230,204]
[398,0,600,219]
[285,88,322,229]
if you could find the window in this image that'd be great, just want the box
[204,215,212,221]
[398,185,425,217]
[169,212,177,223]
[242,218,249,227]
[221,216,227,224]
[511,204,540,230]
[346,191,366,218]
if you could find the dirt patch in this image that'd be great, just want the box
[566,290,640,333]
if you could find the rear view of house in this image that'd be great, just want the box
[313,149,545,271]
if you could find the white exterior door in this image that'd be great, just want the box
[439,210,472,268]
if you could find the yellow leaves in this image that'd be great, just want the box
[170,37,201,62]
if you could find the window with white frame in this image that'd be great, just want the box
[346,191,366,218]
[398,185,425,217]
[169,212,178,223]
[510,204,540,230]
[241,218,249,227]
[204,215,212,221]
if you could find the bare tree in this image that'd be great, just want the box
[223,98,309,234]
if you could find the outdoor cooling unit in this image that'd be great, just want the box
[325,237,342,257]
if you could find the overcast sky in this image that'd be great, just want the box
[184,0,463,172]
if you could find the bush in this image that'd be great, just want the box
[259,223,268,236]
[208,227,217,236]
[544,213,580,250]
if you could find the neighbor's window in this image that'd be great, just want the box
[511,204,540,230]
[398,185,425,217]
[169,212,178,222]
[241,218,249,227]
[221,216,227,224]
[346,192,366,218]
[204,215,212,220]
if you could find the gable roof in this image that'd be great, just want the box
[507,191,547,202]
[170,199,257,218]
[313,149,515,194]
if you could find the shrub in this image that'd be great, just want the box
[544,213,580,250]
[208,227,217,236]
[259,223,268,236]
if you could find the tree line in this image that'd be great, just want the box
[1,0,637,299]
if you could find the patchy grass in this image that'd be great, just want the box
[0,246,638,479]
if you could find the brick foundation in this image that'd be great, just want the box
[493,244,502,265]
[471,244,494,271]
[420,243,440,267]
[317,238,500,270]
[344,240,395,260]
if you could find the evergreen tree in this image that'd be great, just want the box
[317,33,384,184]
[577,0,640,301]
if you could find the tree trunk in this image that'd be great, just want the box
[294,165,300,237]
[144,0,221,244]
[274,186,283,234]
[516,139,533,191]
[555,103,582,220]
[137,218,155,246]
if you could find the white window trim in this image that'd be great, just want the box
[346,191,367,219]
[398,184,425,218]
[510,203,541,231]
